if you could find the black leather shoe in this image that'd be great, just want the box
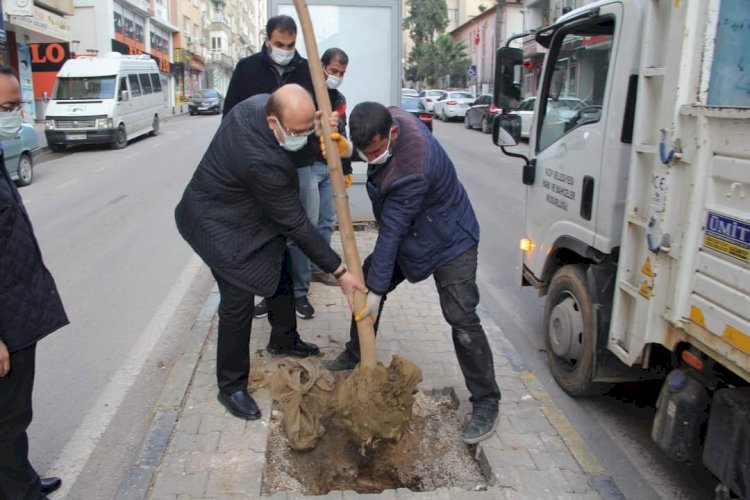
[462,400,500,444]
[266,335,320,357]
[217,390,261,420]
[40,477,62,495]
[323,350,359,371]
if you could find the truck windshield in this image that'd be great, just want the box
[53,76,117,100]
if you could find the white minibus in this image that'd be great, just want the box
[44,53,167,151]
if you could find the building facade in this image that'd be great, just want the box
[449,0,523,96]
[1,0,75,121]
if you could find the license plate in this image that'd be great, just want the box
[66,133,86,140]
[198,106,208,110]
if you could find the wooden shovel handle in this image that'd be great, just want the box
[292,0,377,369]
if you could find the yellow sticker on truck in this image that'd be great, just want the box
[704,212,750,264]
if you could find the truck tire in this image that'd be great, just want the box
[545,264,611,397]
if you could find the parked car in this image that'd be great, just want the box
[189,89,223,115]
[6,123,41,187]
[400,97,432,132]
[464,94,502,134]
[433,91,475,121]
[418,89,445,113]
[511,96,587,138]
[401,87,419,99]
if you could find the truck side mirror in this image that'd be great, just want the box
[42,91,49,103]
[120,90,130,102]
[494,47,523,109]
[493,114,521,147]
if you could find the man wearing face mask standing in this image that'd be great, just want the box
[222,15,322,330]
[302,48,355,289]
[0,65,66,499]
[323,102,502,445]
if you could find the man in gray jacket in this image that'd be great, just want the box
[175,84,365,420]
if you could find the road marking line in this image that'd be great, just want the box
[123,152,139,160]
[46,254,204,497]
[55,179,80,190]
[94,165,110,172]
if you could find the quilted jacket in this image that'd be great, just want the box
[175,94,341,297]
[0,156,68,352]
[364,106,480,294]
[222,46,317,168]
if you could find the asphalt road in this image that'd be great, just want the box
[19,113,219,498]
[432,117,717,500]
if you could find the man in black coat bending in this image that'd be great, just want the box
[175,84,365,420]
[0,65,65,499]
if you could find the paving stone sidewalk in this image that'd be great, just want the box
[138,230,617,499]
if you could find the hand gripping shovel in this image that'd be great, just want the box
[293,0,422,448]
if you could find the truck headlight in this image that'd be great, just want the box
[96,118,114,129]
[45,119,55,130]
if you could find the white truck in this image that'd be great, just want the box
[492,1,749,498]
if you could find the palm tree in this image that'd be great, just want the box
[430,35,470,88]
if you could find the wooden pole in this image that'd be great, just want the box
[292,0,377,369]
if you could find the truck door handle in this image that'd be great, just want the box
[580,175,594,220]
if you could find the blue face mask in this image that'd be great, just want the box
[0,110,22,140]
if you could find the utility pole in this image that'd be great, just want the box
[493,0,506,89]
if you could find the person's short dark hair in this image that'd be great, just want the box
[266,15,297,37]
[322,48,348,67]
[0,65,17,78]
[349,102,393,149]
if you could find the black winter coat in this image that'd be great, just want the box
[0,157,68,352]
[175,95,341,297]
[223,47,317,168]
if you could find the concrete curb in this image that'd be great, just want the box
[114,285,220,500]
[476,307,625,500]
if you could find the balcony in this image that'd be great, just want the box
[208,50,233,68]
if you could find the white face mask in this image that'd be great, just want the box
[325,71,342,90]
[358,131,393,165]
[273,117,311,152]
[0,110,22,140]
[269,45,294,66]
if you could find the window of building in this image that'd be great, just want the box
[211,36,221,51]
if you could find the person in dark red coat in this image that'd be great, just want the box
[175,84,365,420]
[0,65,65,499]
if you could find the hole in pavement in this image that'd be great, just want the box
[262,387,487,496]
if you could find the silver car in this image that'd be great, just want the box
[5,123,41,186]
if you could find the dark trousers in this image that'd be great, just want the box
[345,246,501,404]
[212,249,299,394]
[0,344,42,500]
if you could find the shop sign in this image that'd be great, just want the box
[4,0,33,17]
[9,6,71,41]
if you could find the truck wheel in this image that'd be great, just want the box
[111,124,127,149]
[545,264,611,397]
[48,143,66,153]
[150,115,160,136]
[15,154,33,186]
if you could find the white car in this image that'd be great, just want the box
[433,91,475,121]
[401,88,419,98]
[418,89,445,113]
[512,96,588,139]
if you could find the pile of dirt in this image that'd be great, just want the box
[262,389,487,495]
